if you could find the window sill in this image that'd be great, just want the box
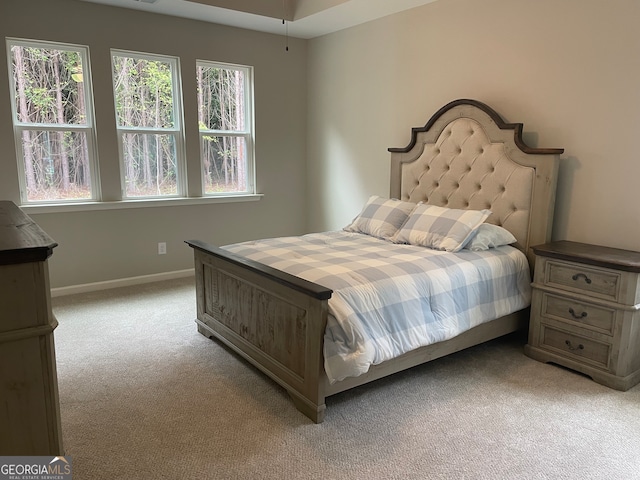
[20,194,263,214]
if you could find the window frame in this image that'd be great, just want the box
[6,37,101,205]
[196,60,256,196]
[6,40,262,212]
[111,49,187,200]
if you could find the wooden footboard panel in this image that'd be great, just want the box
[186,240,332,423]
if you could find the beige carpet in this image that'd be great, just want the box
[52,277,640,480]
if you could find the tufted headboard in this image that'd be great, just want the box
[389,99,562,267]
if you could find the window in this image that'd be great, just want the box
[112,51,185,198]
[7,39,98,203]
[7,38,258,210]
[197,61,254,195]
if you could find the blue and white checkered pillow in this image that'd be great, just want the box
[344,196,416,240]
[391,204,491,252]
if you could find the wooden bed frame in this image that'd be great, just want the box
[186,99,563,423]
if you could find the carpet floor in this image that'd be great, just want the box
[52,277,640,479]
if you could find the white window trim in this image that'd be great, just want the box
[196,60,256,196]
[7,42,261,210]
[111,49,187,200]
[6,38,101,205]
[20,193,263,214]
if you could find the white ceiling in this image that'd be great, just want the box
[76,0,439,39]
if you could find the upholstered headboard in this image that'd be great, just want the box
[389,99,563,267]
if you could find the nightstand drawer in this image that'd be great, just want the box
[540,293,616,335]
[545,261,619,302]
[540,325,610,369]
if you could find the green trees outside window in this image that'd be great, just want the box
[112,52,182,198]
[197,62,253,195]
[9,40,96,202]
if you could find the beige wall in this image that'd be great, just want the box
[307,0,640,252]
[0,0,308,288]
[3,0,640,288]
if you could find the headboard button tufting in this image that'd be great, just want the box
[391,102,561,268]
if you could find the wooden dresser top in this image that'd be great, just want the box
[0,201,57,265]
[533,240,640,273]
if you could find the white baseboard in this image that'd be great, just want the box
[51,269,195,298]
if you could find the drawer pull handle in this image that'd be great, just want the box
[565,340,585,351]
[568,307,587,320]
[572,273,592,284]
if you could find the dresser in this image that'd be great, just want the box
[0,201,63,454]
[525,240,640,391]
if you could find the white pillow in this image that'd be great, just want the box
[344,195,416,240]
[463,223,517,251]
[392,204,491,252]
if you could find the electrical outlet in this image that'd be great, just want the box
[158,242,167,255]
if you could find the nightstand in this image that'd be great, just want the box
[524,240,640,391]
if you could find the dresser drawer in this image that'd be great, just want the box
[540,325,611,369]
[540,293,616,335]
[544,260,620,302]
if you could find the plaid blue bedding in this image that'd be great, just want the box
[224,231,532,383]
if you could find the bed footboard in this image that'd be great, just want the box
[186,240,333,423]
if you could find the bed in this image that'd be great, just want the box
[186,99,563,423]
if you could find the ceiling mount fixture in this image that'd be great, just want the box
[133,0,157,4]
